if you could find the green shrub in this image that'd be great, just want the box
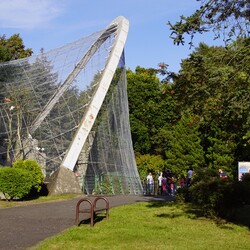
[192,167,220,183]
[175,187,190,202]
[242,174,250,205]
[190,179,227,217]
[216,180,248,219]
[0,167,33,200]
[13,159,44,192]
[136,154,165,179]
[241,173,250,183]
[188,168,250,219]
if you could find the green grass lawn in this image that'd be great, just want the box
[31,201,250,250]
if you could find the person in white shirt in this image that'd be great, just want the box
[146,172,154,195]
[158,172,163,195]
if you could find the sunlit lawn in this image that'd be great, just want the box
[31,201,250,250]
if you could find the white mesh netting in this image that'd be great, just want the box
[0,17,143,195]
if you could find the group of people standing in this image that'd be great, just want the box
[145,167,194,196]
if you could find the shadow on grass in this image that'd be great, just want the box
[182,205,207,219]
[145,198,176,209]
[78,215,107,226]
[146,201,173,208]
[145,200,204,220]
[156,213,183,219]
[144,195,250,230]
[94,215,107,224]
[180,202,250,230]
[79,218,92,226]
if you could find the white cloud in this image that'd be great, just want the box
[0,0,66,29]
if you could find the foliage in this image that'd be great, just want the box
[13,159,44,192]
[172,38,250,175]
[136,154,165,179]
[165,112,205,175]
[126,38,249,180]
[190,178,227,217]
[205,128,236,175]
[217,179,250,218]
[168,0,250,47]
[127,67,176,155]
[0,34,32,62]
[0,167,33,200]
[176,168,219,203]
[0,34,34,164]
[175,186,191,202]
[241,172,250,182]
[0,43,63,172]
[188,168,250,219]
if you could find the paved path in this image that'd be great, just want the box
[0,195,174,250]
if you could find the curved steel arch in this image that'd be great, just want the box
[61,16,129,170]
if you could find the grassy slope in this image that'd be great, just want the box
[32,201,250,250]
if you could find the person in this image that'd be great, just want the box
[146,172,154,195]
[161,173,167,195]
[166,170,172,194]
[158,172,163,195]
[179,175,185,188]
[171,174,178,195]
[219,169,227,179]
[170,178,174,196]
[186,167,193,187]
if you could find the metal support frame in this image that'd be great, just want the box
[61,16,129,170]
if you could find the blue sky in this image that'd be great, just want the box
[0,0,223,73]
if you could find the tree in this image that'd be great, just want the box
[0,34,32,62]
[0,34,33,164]
[127,66,176,155]
[0,34,33,101]
[165,112,205,175]
[0,48,59,164]
[136,154,165,180]
[168,0,250,47]
[172,38,250,175]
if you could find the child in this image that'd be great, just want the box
[219,169,227,179]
